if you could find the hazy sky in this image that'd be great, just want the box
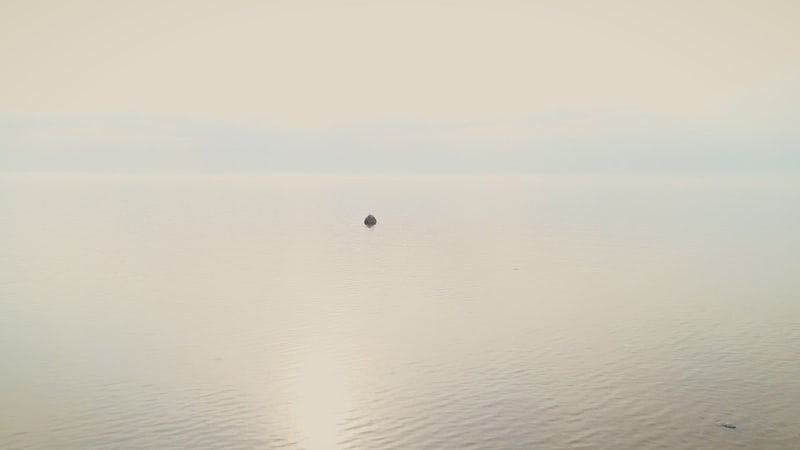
[1,0,798,173]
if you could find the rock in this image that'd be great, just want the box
[364,214,377,227]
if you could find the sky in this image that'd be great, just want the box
[1,0,798,173]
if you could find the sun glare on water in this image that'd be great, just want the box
[288,353,354,450]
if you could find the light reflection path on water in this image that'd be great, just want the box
[287,352,353,450]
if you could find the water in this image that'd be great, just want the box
[1,173,799,449]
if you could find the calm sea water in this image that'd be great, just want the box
[1,173,799,449]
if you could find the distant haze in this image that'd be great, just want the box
[1,0,798,173]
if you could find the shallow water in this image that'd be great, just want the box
[1,173,799,449]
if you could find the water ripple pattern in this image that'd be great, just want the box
[1,174,799,449]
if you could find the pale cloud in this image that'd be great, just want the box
[1,0,798,126]
[2,106,797,174]
[1,1,798,173]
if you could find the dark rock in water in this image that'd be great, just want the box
[717,422,737,429]
[364,214,377,227]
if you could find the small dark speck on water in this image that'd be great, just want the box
[717,422,737,429]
